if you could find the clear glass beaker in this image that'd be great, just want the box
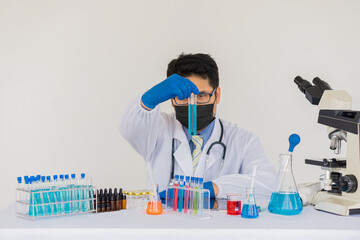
[268,153,303,215]
[227,193,241,215]
[241,188,258,218]
[146,184,163,215]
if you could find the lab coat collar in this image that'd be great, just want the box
[172,116,193,176]
[172,116,224,178]
[195,117,224,177]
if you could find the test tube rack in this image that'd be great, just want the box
[165,185,211,220]
[16,186,97,220]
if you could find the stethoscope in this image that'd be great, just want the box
[170,119,227,182]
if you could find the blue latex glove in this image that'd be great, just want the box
[141,74,199,109]
[159,188,171,199]
[203,181,215,199]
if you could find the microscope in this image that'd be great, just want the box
[295,76,360,216]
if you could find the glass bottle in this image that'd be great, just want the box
[268,153,303,215]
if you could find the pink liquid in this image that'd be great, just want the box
[227,200,241,215]
[173,184,179,211]
[184,186,189,213]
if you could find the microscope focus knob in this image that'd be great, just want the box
[342,175,358,193]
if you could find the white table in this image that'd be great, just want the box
[1,203,360,240]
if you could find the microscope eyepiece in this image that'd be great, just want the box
[312,77,332,91]
[294,76,312,93]
[294,76,332,105]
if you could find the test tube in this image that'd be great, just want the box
[184,176,190,213]
[178,176,185,212]
[199,178,204,215]
[189,177,195,214]
[41,176,52,215]
[188,93,197,136]
[173,175,179,211]
[194,177,199,215]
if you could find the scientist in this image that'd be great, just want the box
[119,53,276,199]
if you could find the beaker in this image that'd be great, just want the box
[146,184,163,215]
[241,188,258,218]
[268,153,303,215]
[227,193,241,215]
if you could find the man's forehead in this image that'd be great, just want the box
[187,75,212,91]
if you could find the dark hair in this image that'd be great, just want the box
[167,53,219,88]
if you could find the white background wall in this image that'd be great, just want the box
[1,0,360,211]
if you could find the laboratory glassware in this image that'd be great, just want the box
[188,93,197,135]
[227,193,241,215]
[241,188,258,218]
[268,153,303,215]
[146,184,163,215]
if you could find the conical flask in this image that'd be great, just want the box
[268,153,303,215]
[146,184,163,215]
[241,188,259,218]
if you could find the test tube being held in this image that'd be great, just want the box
[188,93,197,136]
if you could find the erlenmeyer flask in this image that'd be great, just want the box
[268,153,302,215]
[146,184,163,215]
[241,188,258,218]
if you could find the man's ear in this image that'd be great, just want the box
[171,99,175,111]
[216,87,221,104]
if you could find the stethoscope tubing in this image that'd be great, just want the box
[171,119,226,181]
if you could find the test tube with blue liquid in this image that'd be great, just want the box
[178,176,185,212]
[188,93,197,135]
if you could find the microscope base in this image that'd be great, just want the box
[311,191,360,216]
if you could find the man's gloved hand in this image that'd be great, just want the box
[204,181,216,199]
[141,74,199,109]
[159,188,173,199]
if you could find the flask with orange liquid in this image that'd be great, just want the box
[146,184,163,215]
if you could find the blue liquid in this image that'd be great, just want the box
[188,104,197,135]
[29,191,37,216]
[34,191,44,216]
[42,190,52,215]
[268,192,303,215]
[61,187,71,214]
[241,204,258,218]
[48,189,58,215]
[54,190,63,214]
[81,186,89,212]
[178,187,184,212]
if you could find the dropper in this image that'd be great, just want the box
[146,161,158,202]
[276,134,301,192]
[248,165,257,204]
[250,165,257,190]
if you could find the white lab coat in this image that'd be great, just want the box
[119,96,277,199]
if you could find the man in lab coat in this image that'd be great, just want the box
[120,53,276,199]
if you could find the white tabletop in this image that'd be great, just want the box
[1,202,360,240]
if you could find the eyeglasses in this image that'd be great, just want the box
[173,88,216,105]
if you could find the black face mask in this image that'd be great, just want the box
[174,104,216,132]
